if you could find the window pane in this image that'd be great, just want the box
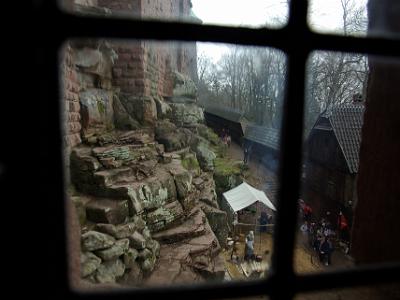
[61,38,286,289]
[308,0,400,39]
[308,0,368,37]
[296,52,400,274]
[60,0,289,28]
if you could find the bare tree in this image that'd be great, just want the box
[304,0,369,133]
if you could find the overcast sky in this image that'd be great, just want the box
[191,0,368,62]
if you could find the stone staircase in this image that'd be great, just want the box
[70,129,228,286]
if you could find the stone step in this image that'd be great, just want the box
[96,167,178,215]
[145,211,224,285]
[117,130,155,145]
[151,207,206,244]
[86,198,129,225]
[94,167,134,187]
[145,200,184,233]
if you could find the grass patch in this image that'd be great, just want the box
[181,154,200,172]
[214,157,242,176]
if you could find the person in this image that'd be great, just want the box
[300,221,309,247]
[244,231,255,261]
[302,203,312,222]
[337,211,349,241]
[243,147,249,164]
[259,212,268,232]
[230,235,240,261]
[221,128,226,140]
[226,134,231,147]
[319,236,334,266]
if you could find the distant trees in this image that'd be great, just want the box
[198,46,286,128]
[197,0,368,132]
[304,0,368,132]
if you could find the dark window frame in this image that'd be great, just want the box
[37,1,400,299]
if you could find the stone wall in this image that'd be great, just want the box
[63,44,82,154]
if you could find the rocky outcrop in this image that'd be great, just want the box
[154,120,193,152]
[67,36,235,287]
[190,136,216,172]
[80,216,160,285]
[170,103,204,126]
[113,94,140,130]
[146,207,225,285]
[118,94,158,127]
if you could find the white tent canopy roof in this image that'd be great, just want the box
[223,182,277,212]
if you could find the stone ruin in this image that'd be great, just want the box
[63,0,237,288]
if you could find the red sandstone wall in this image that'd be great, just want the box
[113,42,146,94]
[63,44,82,151]
[107,0,194,98]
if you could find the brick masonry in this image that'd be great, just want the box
[63,44,82,151]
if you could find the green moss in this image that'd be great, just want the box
[181,155,200,174]
[211,143,227,158]
[214,157,242,176]
[97,100,106,115]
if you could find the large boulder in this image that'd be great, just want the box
[119,261,143,285]
[113,94,140,130]
[95,238,130,261]
[154,96,172,119]
[95,222,136,239]
[155,120,193,152]
[191,138,216,172]
[119,94,157,126]
[170,103,204,126]
[85,199,129,225]
[128,231,147,250]
[145,200,184,232]
[95,259,125,284]
[81,231,116,252]
[80,88,114,132]
[81,251,102,277]
[123,248,139,269]
[173,168,193,200]
[70,147,102,194]
[199,203,229,248]
[74,45,116,80]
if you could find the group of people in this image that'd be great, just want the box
[298,199,351,266]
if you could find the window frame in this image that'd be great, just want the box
[37,1,400,299]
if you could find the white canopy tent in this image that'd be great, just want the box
[223,182,276,213]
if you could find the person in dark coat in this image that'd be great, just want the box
[319,236,334,266]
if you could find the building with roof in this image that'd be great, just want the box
[243,124,280,173]
[301,101,365,230]
[203,105,248,144]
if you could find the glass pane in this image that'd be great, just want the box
[60,0,289,28]
[308,0,368,37]
[308,0,400,38]
[296,51,400,274]
[61,38,286,290]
